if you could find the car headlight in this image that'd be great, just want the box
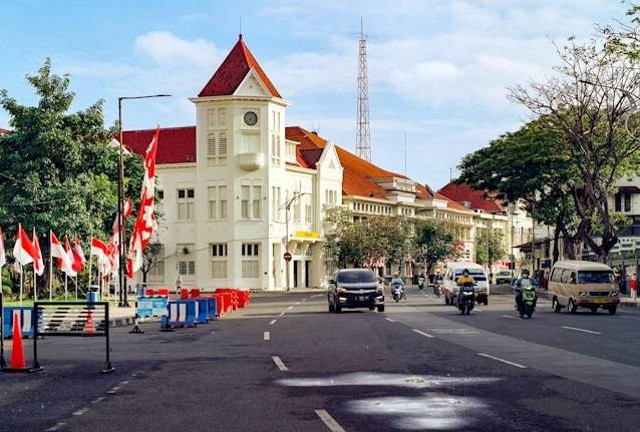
[609,291,620,297]
[578,291,589,297]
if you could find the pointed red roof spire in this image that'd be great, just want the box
[198,37,281,98]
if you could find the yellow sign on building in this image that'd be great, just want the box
[294,230,321,239]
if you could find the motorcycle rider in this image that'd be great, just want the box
[418,273,426,290]
[515,269,538,310]
[456,269,475,302]
[391,272,405,298]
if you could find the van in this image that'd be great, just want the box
[442,262,490,305]
[548,261,620,314]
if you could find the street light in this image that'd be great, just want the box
[117,94,171,307]
[282,192,309,291]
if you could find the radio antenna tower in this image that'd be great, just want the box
[356,18,371,162]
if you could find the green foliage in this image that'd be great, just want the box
[0,59,144,294]
[475,230,506,266]
[325,210,412,268]
[413,220,459,273]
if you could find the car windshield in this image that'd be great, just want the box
[498,271,511,276]
[577,271,614,284]
[337,271,377,283]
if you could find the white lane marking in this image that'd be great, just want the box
[620,315,640,320]
[120,380,129,385]
[501,315,519,320]
[279,312,285,317]
[478,353,527,369]
[302,298,308,302]
[288,306,294,310]
[46,422,67,431]
[269,319,277,325]
[385,318,396,323]
[295,302,300,305]
[412,329,434,338]
[91,397,105,404]
[562,326,601,335]
[272,356,289,371]
[315,409,346,432]
[264,331,271,341]
[72,407,89,416]
[310,294,323,299]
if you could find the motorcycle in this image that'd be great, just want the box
[418,276,425,290]
[515,279,536,318]
[434,277,443,298]
[456,282,475,315]
[391,282,405,302]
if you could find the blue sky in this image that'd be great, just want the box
[0,0,628,189]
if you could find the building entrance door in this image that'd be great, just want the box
[305,260,310,288]
[293,260,299,288]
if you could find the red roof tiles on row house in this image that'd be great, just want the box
[122,126,196,164]
[198,35,282,98]
[438,182,503,214]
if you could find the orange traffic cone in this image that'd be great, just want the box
[84,310,96,335]
[11,312,26,370]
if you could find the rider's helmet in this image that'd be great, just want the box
[462,269,470,276]
[521,269,530,278]
[393,272,399,277]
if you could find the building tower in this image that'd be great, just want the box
[356,18,371,162]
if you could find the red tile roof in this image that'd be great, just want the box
[122,126,196,164]
[0,128,10,135]
[198,35,282,98]
[438,182,503,213]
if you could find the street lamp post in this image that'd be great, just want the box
[283,192,308,291]
[117,94,171,307]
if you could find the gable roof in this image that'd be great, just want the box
[438,182,503,213]
[198,35,282,98]
[0,128,10,136]
[122,126,196,164]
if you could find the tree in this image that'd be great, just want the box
[0,59,144,296]
[475,230,506,267]
[413,220,459,274]
[140,242,164,286]
[457,116,580,261]
[508,38,640,261]
[324,209,412,269]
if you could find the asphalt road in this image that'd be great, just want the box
[1,288,639,431]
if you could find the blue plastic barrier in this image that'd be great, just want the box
[206,297,217,320]
[136,296,169,318]
[2,306,37,338]
[162,299,197,328]
[194,298,209,324]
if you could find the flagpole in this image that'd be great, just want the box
[33,260,37,302]
[49,255,53,301]
[88,248,93,292]
[64,273,68,300]
[19,263,23,306]
[75,275,78,300]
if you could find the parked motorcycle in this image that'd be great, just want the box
[456,282,475,315]
[515,279,536,318]
[391,282,405,302]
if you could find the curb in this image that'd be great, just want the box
[109,317,136,328]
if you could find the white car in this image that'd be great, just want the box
[442,262,490,305]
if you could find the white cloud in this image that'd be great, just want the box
[134,31,223,69]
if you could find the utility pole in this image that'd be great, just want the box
[356,18,371,162]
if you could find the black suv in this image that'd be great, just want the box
[328,269,385,313]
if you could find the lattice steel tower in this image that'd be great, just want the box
[356,18,371,162]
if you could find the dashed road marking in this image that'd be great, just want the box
[315,409,346,432]
[562,326,601,335]
[120,380,129,385]
[264,331,271,341]
[272,356,289,371]
[302,298,308,302]
[385,317,396,323]
[478,353,527,369]
[295,302,300,305]
[411,329,434,338]
[501,315,519,320]
[46,422,67,431]
[72,407,89,416]
[287,306,294,310]
[279,312,285,317]
[91,397,105,405]
[269,319,277,325]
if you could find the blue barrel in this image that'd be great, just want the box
[206,297,217,320]
[2,306,36,338]
[87,292,99,303]
[195,298,209,324]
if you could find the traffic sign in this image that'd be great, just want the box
[283,252,292,262]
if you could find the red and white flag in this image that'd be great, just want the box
[91,237,109,259]
[0,227,6,269]
[50,230,72,272]
[63,236,77,276]
[33,228,44,276]
[13,224,37,267]
[72,239,86,273]
[127,126,160,278]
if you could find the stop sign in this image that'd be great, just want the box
[283,252,292,262]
